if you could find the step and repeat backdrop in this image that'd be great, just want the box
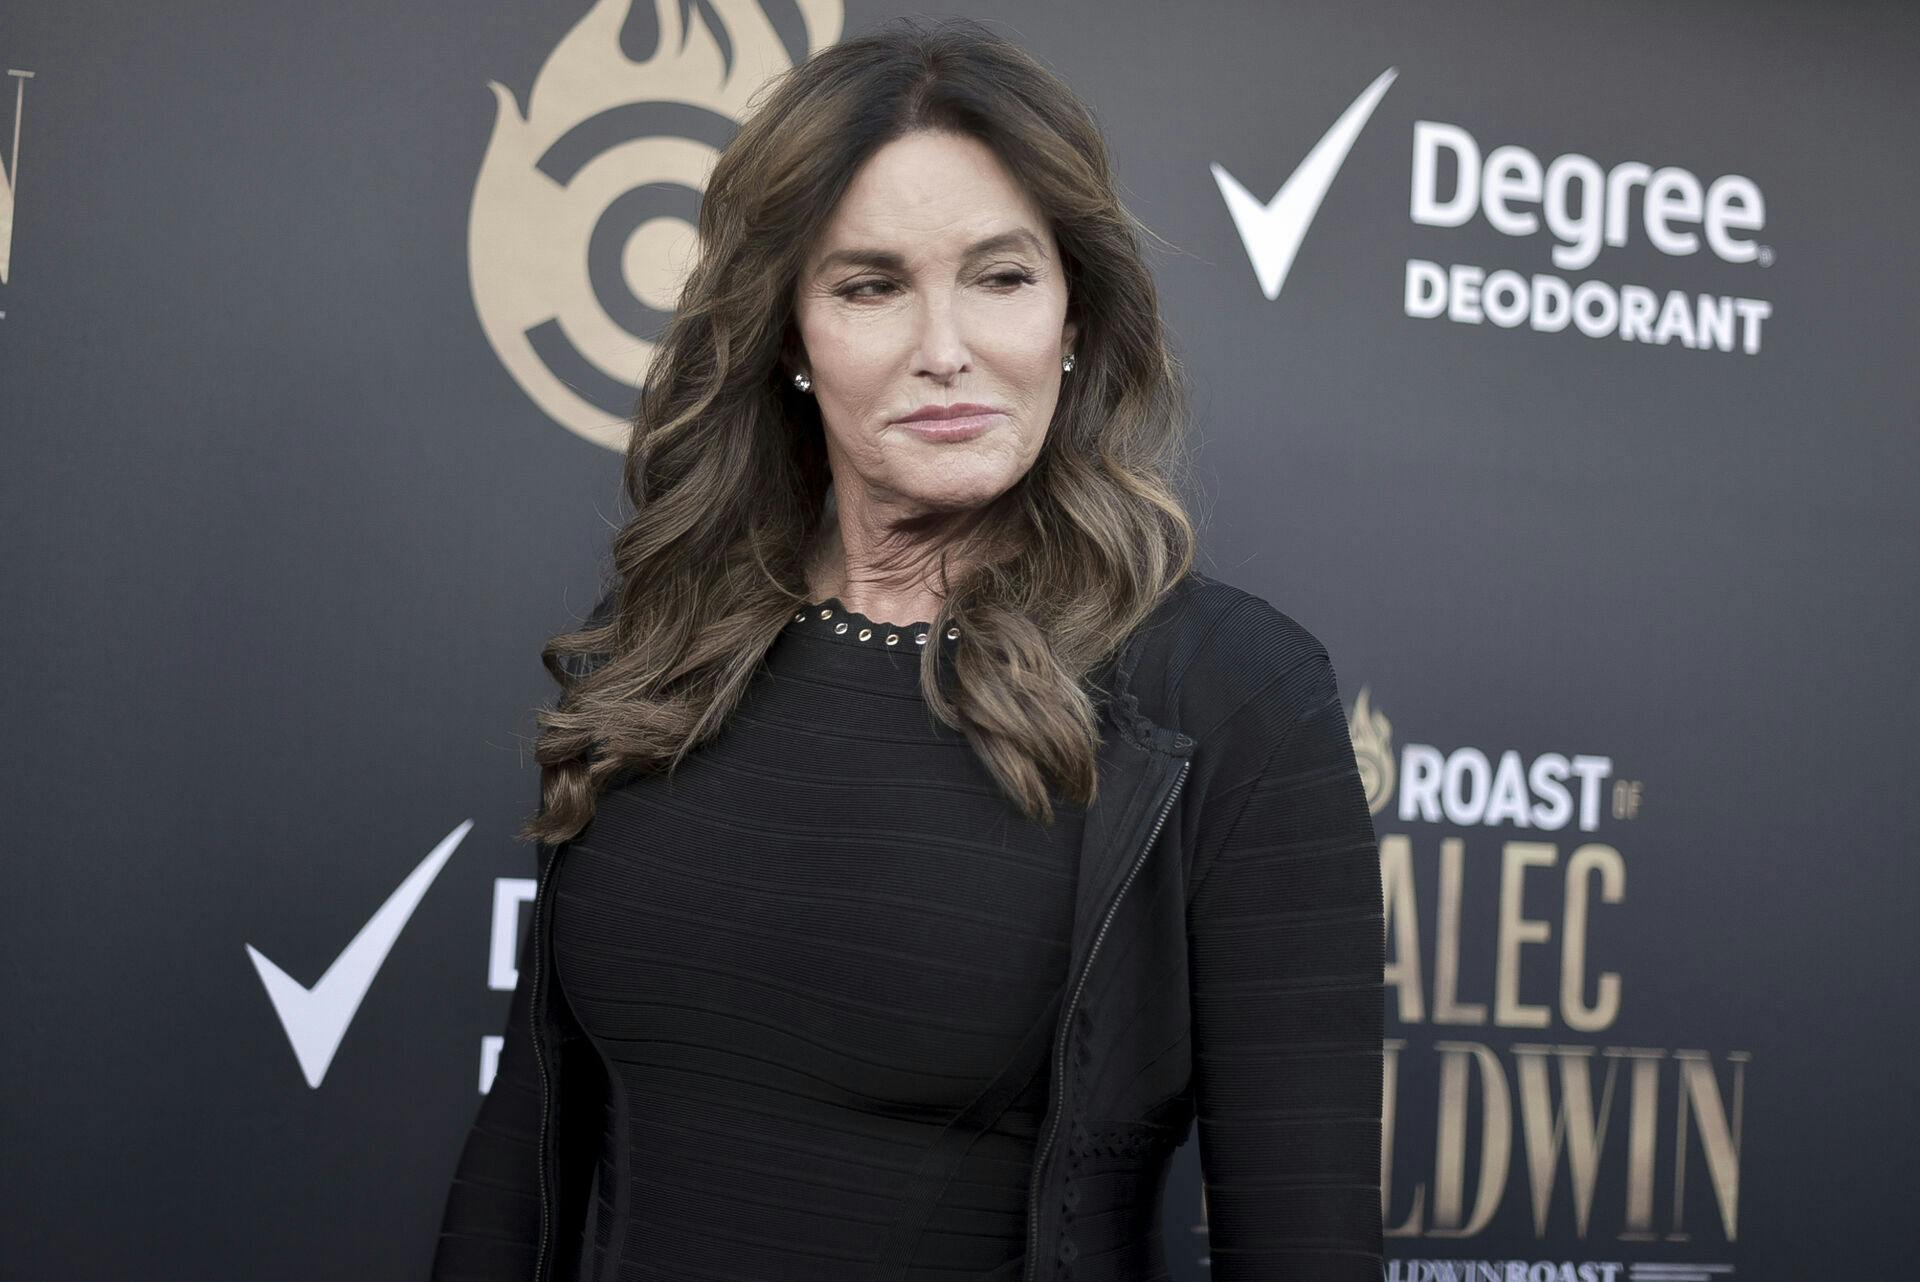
[5,1,1916,1278]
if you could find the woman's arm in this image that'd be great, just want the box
[1187,647,1385,1279]
[431,586,618,1276]
[429,906,545,1281]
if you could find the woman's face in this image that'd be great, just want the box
[791,129,1078,520]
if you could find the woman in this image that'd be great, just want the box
[433,18,1381,1282]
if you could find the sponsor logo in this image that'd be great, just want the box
[1,67,36,314]
[1351,689,1745,1252]
[247,821,471,1088]
[1350,685,1630,832]
[468,0,845,449]
[1215,72,1775,354]
[1411,122,1767,272]
[1213,68,1397,301]
[1384,1260,1738,1282]
[1406,121,1773,354]
[476,875,535,1093]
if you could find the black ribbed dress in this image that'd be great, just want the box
[549,598,1087,1282]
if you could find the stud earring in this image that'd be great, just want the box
[1061,353,1076,373]
[792,371,812,393]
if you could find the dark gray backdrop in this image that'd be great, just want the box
[4,1,1916,1278]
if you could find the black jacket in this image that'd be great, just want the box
[431,570,1384,1281]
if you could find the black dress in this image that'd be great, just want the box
[550,598,1088,1281]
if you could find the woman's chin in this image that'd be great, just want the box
[900,475,1021,512]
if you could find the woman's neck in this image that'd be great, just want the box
[803,492,975,628]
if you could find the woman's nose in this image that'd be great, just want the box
[910,290,973,379]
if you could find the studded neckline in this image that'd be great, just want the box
[787,596,960,650]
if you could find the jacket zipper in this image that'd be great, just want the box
[1022,753,1190,1282]
[530,848,554,1282]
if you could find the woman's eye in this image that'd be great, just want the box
[838,270,1033,299]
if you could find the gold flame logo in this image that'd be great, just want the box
[1347,685,1394,816]
[469,0,844,449]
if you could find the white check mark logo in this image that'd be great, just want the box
[247,820,473,1088]
[1211,67,1398,300]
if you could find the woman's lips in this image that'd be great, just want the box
[895,411,1005,440]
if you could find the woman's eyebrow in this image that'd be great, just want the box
[812,228,1047,276]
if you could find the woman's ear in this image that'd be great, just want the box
[781,333,811,383]
[1061,316,1080,358]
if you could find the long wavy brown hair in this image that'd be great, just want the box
[523,17,1197,846]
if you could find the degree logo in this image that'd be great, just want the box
[1212,68,1397,301]
[246,822,472,1088]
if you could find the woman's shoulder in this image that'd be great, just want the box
[1144,569,1333,682]
[1128,569,1340,744]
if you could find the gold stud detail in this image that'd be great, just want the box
[794,610,806,621]
[915,633,928,645]
[858,627,872,641]
[885,633,899,645]
[818,607,833,619]
[834,621,848,634]
[945,626,960,640]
